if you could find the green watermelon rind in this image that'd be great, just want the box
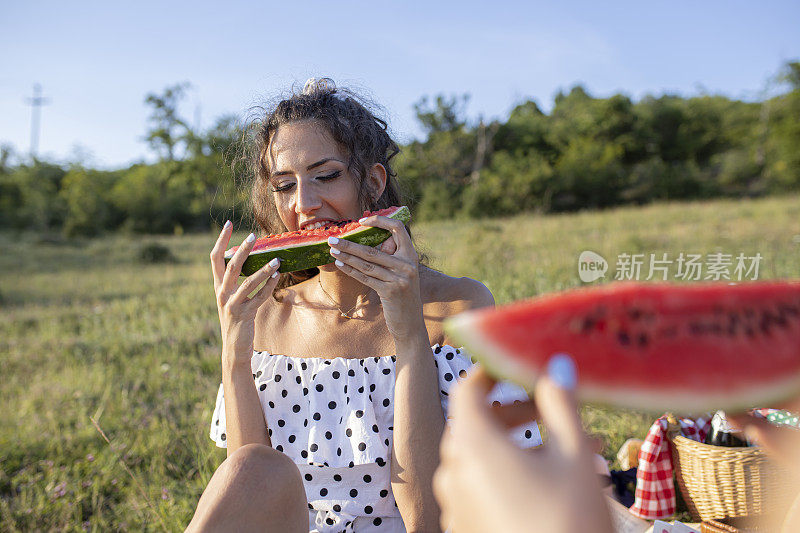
[444,285,800,414]
[227,206,411,275]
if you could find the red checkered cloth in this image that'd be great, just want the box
[628,414,711,520]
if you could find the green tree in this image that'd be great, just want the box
[5,162,67,231]
[0,145,21,228]
[778,61,800,90]
[762,61,800,191]
[60,168,123,236]
[395,94,477,218]
[413,94,469,135]
[110,163,194,233]
[553,137,627,209]
[144,83,193,161]
[493,100,554,161]
[462,151,554,217]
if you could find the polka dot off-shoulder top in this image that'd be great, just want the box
[209,345,542,533]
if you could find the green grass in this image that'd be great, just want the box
[1,196,799,531]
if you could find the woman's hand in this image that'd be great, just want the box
[210,221,282,366]
[730,413,800,478]
[730,400,800,532]
[327,216,423,338]
[433,358,613,533]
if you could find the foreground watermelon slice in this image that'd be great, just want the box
[225,206,411,275]
[445,282,800,413]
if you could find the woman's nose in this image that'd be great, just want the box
[294,180,322,214]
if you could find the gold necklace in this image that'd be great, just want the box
[317,275,372,319]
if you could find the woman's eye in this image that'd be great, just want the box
[270,171,340,192]
[318,170,342,181]
[271,183,294,193]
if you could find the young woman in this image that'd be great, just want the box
[188,78,541,533]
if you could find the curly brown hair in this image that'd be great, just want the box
[242,78,419,291]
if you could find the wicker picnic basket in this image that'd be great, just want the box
[669,430,793,522]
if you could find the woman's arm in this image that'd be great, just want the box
[392,328,447,532]
[209,223,281,457]
[221,356,271,457]
[391,278,494,529]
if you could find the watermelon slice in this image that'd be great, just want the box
[225,205,411,275]
[445,282,800,413]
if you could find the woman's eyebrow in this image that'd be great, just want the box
[271,157,344,178]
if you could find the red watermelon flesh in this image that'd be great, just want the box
[224,206,411,275]
[445,281,800,413]
[225,206,404,257]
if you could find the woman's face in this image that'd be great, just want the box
[267,120,384,232]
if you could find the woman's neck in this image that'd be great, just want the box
[314,265,378,315]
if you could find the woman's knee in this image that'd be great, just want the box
[223,444,304,497]
[187,444,307,532]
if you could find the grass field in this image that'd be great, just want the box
[1,196,799,531]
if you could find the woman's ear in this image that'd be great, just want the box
[367,163,387,202]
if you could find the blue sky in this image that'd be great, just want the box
[1,0,798,168]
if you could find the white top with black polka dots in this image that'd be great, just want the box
[209,344,542,533]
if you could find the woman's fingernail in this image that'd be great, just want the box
[330,248,340,255]
[246,233,255,243]
[223,220,231,230]
[335,260,344,267]
[358,217,368,224]
[547,353,577,390]
[268,258,280,267]
[271,271,279,278]
[328,236,339,245]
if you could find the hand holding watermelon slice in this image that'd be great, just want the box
[327,211,426,339]
[434,360,614,533]
[211,221,284,366]
[445,281,800,413]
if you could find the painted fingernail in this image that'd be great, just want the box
[358,217,368,224]
[330,248,340,255]
[547,353,577,390]
[327,236,339,245]
[335,260,344,267]
[223,220,231,230]
[246,233,255,243]
[268,258,280,267]
[271,271,279,278]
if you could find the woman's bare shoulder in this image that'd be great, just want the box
[420,266,495,314]
[420,267,494,346]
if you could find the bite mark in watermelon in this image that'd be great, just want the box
[225,206,411,275]
[444,281,800,413]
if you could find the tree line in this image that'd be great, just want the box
[1,62,798,237]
